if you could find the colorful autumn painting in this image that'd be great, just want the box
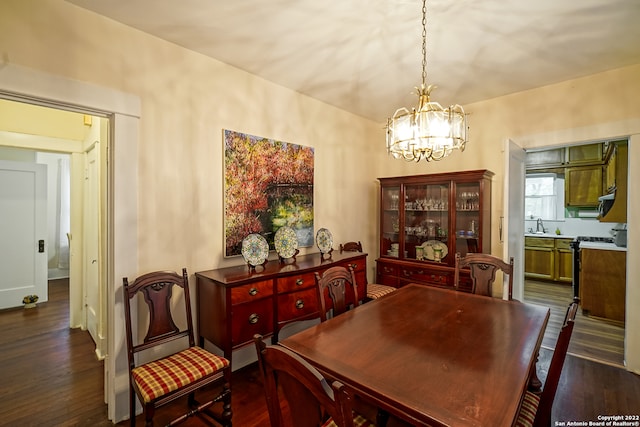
[224,130,314,257]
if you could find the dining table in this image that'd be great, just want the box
[279,283,550,427]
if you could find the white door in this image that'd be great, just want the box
[504,139,526,301]
[84,143,101,350]
[0,160,48,309]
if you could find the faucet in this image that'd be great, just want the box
[536,218,545,233]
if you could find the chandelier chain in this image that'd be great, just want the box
[421,0,427,88]
[385,0,467,162]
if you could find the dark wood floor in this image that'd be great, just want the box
[524,279,625,367]
[1,279,639,426]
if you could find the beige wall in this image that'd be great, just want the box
[2,0,639,420]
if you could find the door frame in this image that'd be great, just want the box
[503,139,526,302]
[0,63,140,422]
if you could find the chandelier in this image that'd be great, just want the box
[386,0,467,162]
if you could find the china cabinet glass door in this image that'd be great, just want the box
[454,182,481,256]
[404,182,449,263]
[381,186,400,258]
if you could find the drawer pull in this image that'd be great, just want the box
[248,313,259,324]
[350,263,357,269]
[295,299,304,309]
[296,278,304,286]
[248,287,258,296]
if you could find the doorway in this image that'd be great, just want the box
[0,101,106,345]
[522,142,627,367]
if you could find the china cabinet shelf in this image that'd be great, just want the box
[377,170,493,290]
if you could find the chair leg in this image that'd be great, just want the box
[130,385,136,427]
[220,381,232,427]
[376,409,389,427]
[187,391,197,409]
[144,402,155,427]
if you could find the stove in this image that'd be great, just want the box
[570,236,615,300]
[574,236,615,243]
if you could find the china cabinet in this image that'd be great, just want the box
[377,170,493,290]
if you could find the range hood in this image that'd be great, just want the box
[598,143,627,223]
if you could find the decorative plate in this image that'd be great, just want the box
[241,233,269,266]
[274,226,298,259]
[420,240,449,261]
[316,228,333,254]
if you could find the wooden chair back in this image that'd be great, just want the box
[123,269,195,354]
[315,265,360,322]
[454,252,514,300]
[254,334,356,427]
[534,299,579,426]
[339,241,363,253]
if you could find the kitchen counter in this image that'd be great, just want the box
[579,241,627,251]
[524,233,576,239]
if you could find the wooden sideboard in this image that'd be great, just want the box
[195,252,368,365]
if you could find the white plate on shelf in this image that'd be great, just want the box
[274,226,298,259]
[241,233,269,266]
[420,240,448,261]
[316,228,333,254]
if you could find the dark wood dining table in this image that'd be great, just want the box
[279,283,550,427]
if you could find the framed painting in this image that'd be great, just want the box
[224,129,314,257]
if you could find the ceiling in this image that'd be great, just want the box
[67,0,640,124]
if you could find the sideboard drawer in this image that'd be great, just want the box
[277,273,316,293]
[277,287,319,323]
[230,298,274,347]
[340,257,366,274]
[230,279,273,305]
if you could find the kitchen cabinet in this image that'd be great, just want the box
[377,170,493,290]
[555,238,573,282]
[566,143,603,165]
[524,236,572,283]
[565,165,603,207]
[604,143,617,193]
[599,142,627,223]
[525,142,603,171]
[524,237,554,280]
[580,248,626,323]
[526,148,565,170]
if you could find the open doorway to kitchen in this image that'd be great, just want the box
[523,140,627,367]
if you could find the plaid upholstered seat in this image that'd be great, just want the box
[131,346,230,403]
[366,283,396,300]
[322,413,375,427]
[515,391,540,427]
[338,241,396,302]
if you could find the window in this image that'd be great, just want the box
[525,174,563,220]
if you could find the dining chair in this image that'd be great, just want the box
[123,268,232,427]
[339,241,396,301]
[253,334,375,427]
[454,252,514,300]
[516,299,579,427]
[315,265,361,322]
